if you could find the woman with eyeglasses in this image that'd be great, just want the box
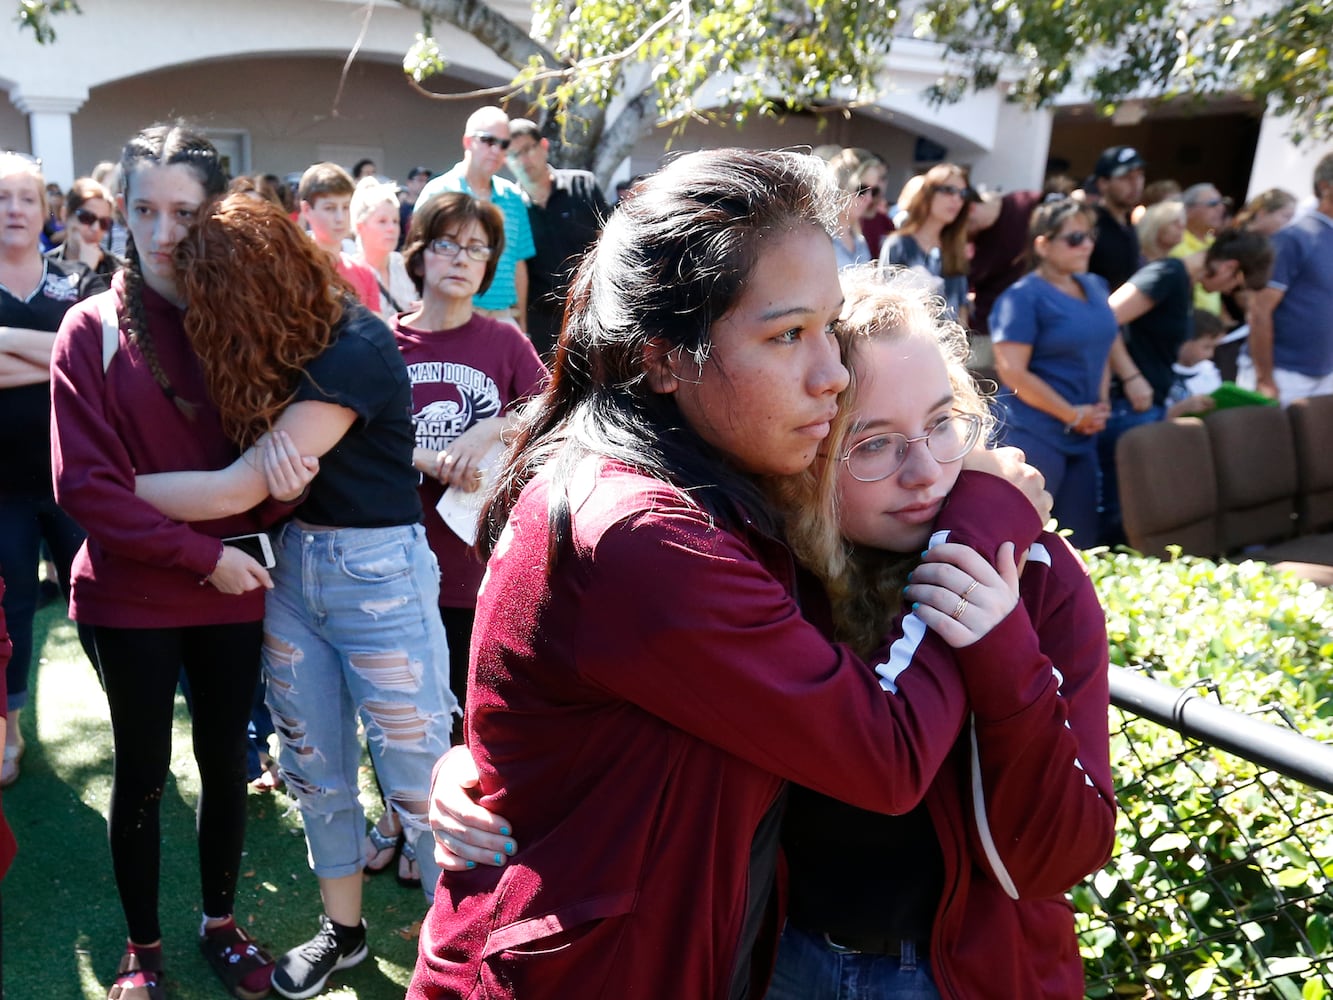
[45,177,123,280]
[353,193,545,888]
[0,152,103,788]
[991,199,1118,548]
[879,163,973,326]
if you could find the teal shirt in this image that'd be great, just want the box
[415,166,536,312]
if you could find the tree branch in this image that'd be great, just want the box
[394,0,554,68]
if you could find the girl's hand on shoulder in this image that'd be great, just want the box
[904,541,1021,648]
[205,545,273,595]
[962,446,1053,523]
[431,745,517,870]
[257,430,319,502]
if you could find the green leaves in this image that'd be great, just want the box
[1080,548,1333,995]
[14,0,79,43]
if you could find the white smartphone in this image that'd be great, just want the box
[222,532,277,569]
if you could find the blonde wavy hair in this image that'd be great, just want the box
[768,266,994,657]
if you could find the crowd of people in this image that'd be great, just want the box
[1,108,1329,1000]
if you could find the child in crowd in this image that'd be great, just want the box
[297,162,381,313]
[1165,310,1225,418]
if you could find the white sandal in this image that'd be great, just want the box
[1,738,24,788]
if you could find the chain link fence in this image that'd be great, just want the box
[1077,665,1333,998]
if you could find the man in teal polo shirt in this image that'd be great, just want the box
[415,106,536,330]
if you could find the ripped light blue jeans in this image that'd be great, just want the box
[263,521,457,900]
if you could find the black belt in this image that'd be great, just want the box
[820,931,906,956]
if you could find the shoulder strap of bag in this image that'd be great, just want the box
[98,292,120,374]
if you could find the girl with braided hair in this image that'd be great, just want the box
[51,124,289,1000]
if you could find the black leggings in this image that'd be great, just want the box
[94,621,262,944]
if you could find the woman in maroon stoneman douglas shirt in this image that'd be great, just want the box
[407,149,1052,1000]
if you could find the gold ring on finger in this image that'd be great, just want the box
[951,596,969,621]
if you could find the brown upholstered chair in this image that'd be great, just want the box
[1287,395,1333,536]
[1205,405,1299,554]
[1116,417,1219,559]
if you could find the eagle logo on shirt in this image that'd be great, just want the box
[414,380,501,451]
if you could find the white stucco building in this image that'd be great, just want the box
[0,0,1324,201]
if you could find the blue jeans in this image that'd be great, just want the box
[1096,398,1165,546]
[0,492,96,711]
[998,426,1100,549]
[262,522,457,901]
[766,925,942,1000]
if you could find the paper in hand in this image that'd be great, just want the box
[435,441,505,545]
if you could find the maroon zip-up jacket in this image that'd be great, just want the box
[410,465,1044,999]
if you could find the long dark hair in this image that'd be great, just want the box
[478,148,840,564]
[118,123,229,418]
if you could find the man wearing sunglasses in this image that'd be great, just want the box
[414,107,535,333]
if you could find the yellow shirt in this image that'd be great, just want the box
[1169,229,1221,315]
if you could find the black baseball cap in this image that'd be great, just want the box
[1094,146,1146,179]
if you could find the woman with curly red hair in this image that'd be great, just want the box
[130,193,455,1000]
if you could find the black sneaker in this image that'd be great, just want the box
[271,915,368,999]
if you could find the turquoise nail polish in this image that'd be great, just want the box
[505,841,515,854]
[906,570,913,582]
[466,860,476,869]
[500,826,511,836]
[911,602,920,611]
[495,853,504,865]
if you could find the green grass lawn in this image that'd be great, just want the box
[5,604,422,998]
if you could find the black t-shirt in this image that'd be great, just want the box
[1088,205,1141,292]
[0,257,103,497]
[1124,258,1193,406]
[782,784,943,940]
[524,169,609,352]
[291,303,422,528]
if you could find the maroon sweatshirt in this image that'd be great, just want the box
[410,466,1044,999]
[50,277,271,628]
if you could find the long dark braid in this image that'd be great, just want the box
[121,239,196,419]
[117,122,229,419]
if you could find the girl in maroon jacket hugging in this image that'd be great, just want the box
[51,125,283,1000]
[407,149,1062,1000]
[430,266,1116,998]
[762,269,1114,999]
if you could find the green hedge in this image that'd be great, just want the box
[1079,547,1333,999]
